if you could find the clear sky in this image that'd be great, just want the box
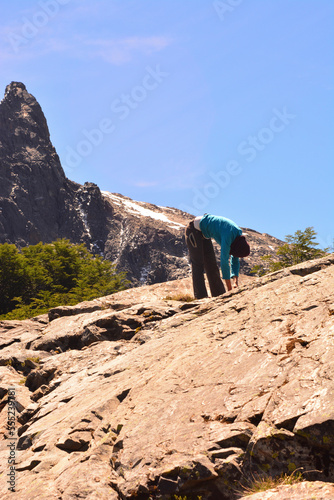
[1,0,333,248]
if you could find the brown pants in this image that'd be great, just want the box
[185,221,225,299]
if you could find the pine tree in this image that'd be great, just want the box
[0,244,28,314]
[0,239,129,319]
[251,227,328,276]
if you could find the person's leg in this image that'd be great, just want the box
[185,221,208,299]
[202,238,226,297]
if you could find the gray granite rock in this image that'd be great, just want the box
[0,255,333,498]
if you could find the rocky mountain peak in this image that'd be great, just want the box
[0,81,51,150]
[4,81,27,95]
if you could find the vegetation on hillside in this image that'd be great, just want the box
[251,227,330,276]
[0,239,129,320]
[240,470,304,496]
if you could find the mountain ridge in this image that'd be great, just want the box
[0,81,283,287]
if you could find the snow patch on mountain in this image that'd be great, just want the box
[102,191,185,230]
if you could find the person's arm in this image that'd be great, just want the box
[231,255,240,278]
[225,279,232,291]
[220,247,231,283]
[225,256,239,290]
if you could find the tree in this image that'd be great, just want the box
[0,239,129,319]
[0,244,29,314]
[251,227,327,276]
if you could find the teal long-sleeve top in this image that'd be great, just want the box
[199,214,242,279]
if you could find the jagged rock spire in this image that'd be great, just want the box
[5,81,27,94]
[0,82,71,245]
[0,81,52,149]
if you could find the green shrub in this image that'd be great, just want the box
[251,227,329,276]
[0,239,129,319]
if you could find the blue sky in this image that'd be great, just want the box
[1,0,333,248]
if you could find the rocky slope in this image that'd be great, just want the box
[0,254,333,499]
[0,82,283,286]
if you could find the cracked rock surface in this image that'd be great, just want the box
[0,255,333,499]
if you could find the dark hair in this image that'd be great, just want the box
[230,235,250,257]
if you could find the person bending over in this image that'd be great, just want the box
[185,214,250,299]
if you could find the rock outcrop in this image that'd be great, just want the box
[0,82,283,286]
[0,255,333,499]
